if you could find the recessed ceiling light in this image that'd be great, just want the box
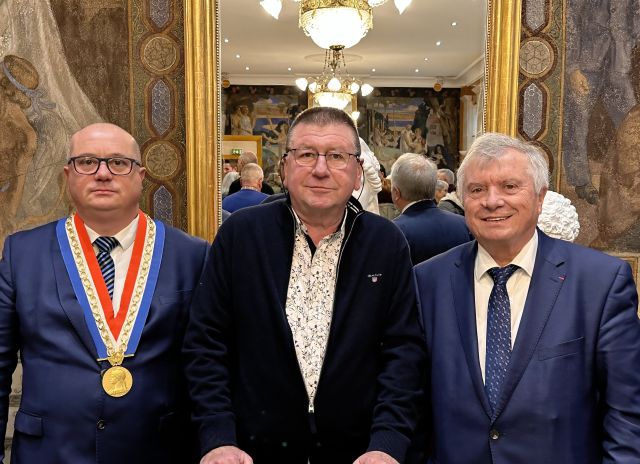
[436,41,441,46]
[235,54,240,59]
[245,66,250,71]
[415,69,419,73]
[372,68,376,72]
[224,38,229,43]
[451,21,457,26]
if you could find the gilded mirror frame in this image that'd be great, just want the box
[184,0,521,241]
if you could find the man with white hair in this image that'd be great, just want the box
[437,168,464,216]
[391,153,471,265]
[222,163,268,213]
[434,179,448,204]
[413,132,640,463]
[227,151,274,196]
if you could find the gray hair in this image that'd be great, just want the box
[457,132,549,199]
[435,179,448,192]
[286,107,361,157]
[390,153,437,201]
[437,168,455,185]
[238,151,258,170]
[240,163,263,184]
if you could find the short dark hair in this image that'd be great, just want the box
[286,107,361,157]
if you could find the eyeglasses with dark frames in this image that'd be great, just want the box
[68,156,141,176]
[285,148,359,169]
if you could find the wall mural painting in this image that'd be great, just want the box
[223,85,461,185]
[358,88,461,173]
[0,0,188,254]
[223,85,307,189]
[518,0,640,282]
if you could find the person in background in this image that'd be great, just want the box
[0,123,207,463]
[414,132,640,464]
[221,160,239,198]
[434,179,448,204]
[222,163,268,213]
[391,153,471,265]
[353,137,382,214]
[227,151,274,196]
[437,168,464,216]
[185,107,425,464]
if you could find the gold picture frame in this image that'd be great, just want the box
[222,135,264,166]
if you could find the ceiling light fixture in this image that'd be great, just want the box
[295,45,374,116]
[260,0,283,19]
[260,0,412,49]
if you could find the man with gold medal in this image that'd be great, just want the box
[0,123,207,463]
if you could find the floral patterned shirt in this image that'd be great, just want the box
[285,210,346,409]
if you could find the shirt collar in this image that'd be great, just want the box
[401,200,420,214]
[85,215,139,252]
[474,229,538,281]
[291,207,347,241]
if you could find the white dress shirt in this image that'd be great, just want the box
[86,215,139,316]
[474,231,538,382]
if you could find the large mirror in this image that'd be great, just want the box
[192,0,520,237]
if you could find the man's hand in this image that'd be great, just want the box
[353,450,399,464]
[200,446,253,464]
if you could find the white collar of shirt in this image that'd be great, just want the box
[85,215,139,315]
[474,229,538,281]
[401,200,421,214]
[291,207,348,238]
[86,215,139,253]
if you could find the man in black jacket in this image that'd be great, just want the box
[184,107,426,464]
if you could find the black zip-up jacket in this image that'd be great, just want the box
[184,197,426,463]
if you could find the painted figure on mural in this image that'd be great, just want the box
[562,0,640,205]
[230,104,254,135]
[0,55,38,244]
[0,0,102,250]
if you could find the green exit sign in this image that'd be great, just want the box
[231,148,243,155]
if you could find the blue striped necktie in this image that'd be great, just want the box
[485,264,519,412]
[94,236,119,299]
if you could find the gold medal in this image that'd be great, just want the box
[102,365,133,397]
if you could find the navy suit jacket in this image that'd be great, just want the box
[393,200,472,265]
[0,220,208,464]
[414,230,640,463]
[222,189,269,213]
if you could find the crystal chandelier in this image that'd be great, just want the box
[260,0,413,49]
[295,45,373,116]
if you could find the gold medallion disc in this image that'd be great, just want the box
[102,366,133,397]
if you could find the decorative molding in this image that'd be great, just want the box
[485,0,522,135]
[184,0,220,241]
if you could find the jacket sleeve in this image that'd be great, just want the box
[367,232,427,462]
[597,260,640,462]
[0,235,20,464]
[183,226,238,456]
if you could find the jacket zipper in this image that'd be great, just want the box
[307,207,363,434]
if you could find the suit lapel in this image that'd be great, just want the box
[51,233,99,359]
[451,241,493,418]
[492,232,566,420]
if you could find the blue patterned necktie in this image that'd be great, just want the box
[94,236,119,299]
[485,264,519,412]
